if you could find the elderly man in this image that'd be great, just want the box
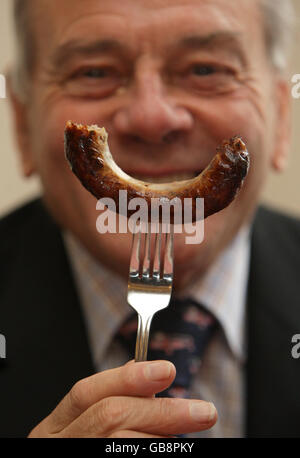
[0,0,299,438]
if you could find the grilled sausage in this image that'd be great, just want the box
[64,121,249,223]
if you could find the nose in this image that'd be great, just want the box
[113,72,193,144]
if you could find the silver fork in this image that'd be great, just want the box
[127,222,174,362]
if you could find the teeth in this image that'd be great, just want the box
[131,172,197,183]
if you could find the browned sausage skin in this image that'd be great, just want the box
[64,121,249,222]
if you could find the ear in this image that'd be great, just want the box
[6,73,36,177]
[271,78,291,173]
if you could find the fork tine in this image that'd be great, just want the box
[152,222,162,280]
[129,222,141,278]
[163,224,174,281]
[142,222,151,279]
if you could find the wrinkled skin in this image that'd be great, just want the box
[9,0,290,438]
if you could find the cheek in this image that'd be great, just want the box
[26,100,101,226]
[29,98,111,177]
[193,94,274,190]
[194,95,266,145]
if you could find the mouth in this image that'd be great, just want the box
[128,171,202,184]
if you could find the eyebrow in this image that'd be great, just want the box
[51,39,126,68]
[51,32,246,69]
[177,32,247,65]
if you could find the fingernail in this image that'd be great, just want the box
[189,402,216,423]
[144,361,172,381]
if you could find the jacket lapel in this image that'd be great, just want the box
[246,207,300,437]
[0,199,95,437]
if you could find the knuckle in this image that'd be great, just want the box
[121,365,138,392]
[27,424,50,438]
[69,378,89,412]
[96,397,127,434]
[156,398,177,426]
[108,430,132,438]
[158,397,171,416]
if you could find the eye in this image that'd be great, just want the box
[64,65,125,98]
[82,68,109,78]
[191,65,217,76]
[174,61,239,95]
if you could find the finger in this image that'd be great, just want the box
[58,396,217,437]
[45,360,176,433]
[108,430,175,439]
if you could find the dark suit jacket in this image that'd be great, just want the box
[0,199,299,437]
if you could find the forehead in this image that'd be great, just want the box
[30,0,263,54]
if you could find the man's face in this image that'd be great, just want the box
[13,0,289,288]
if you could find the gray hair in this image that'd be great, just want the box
[12,0,34,99]
[260,0,295,71]
[12,0,295,99]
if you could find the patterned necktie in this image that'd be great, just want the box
[116,298,217,398]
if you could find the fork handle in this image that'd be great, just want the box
[135,313,154,362]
